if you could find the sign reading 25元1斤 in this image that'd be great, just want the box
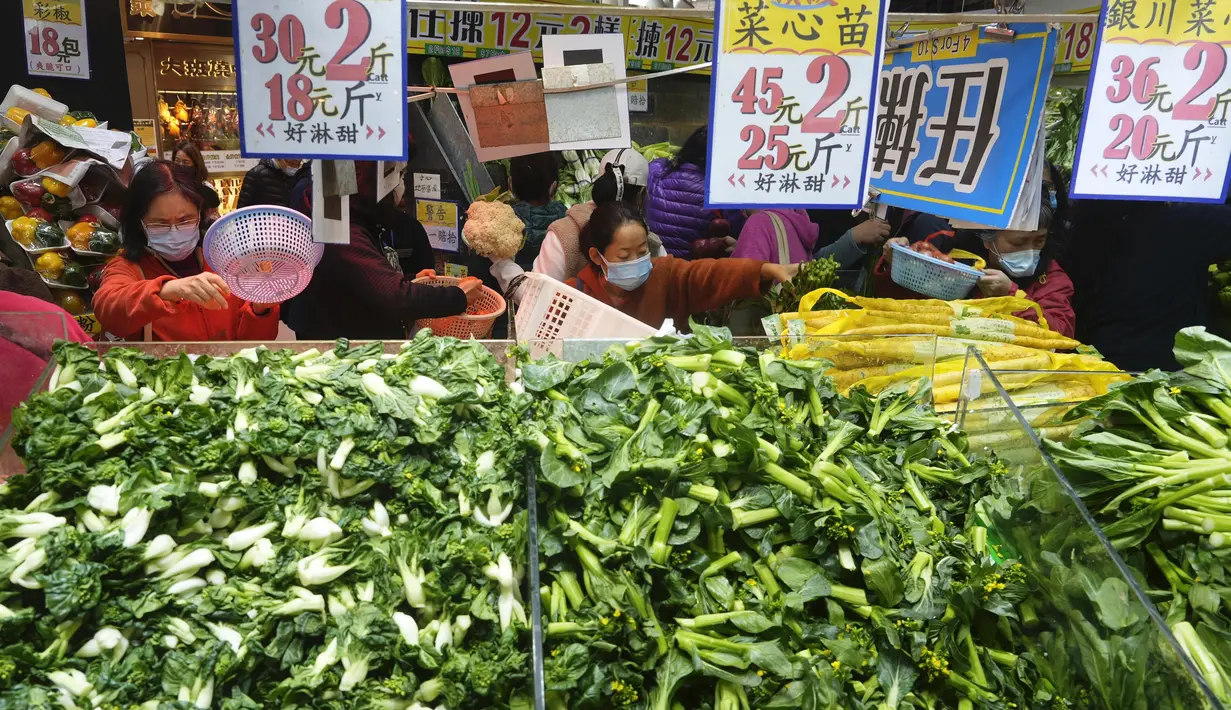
[233,0,408,161]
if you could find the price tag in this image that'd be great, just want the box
[1055,18,1098,73]
[911,29,979,62]
[234,0,407,160]
[1072,0,1231,202]
[23,0,90,80]
[706,0,888,209]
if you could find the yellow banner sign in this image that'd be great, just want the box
[720,0,882,56]
[1100,0,1231,43]
[626,16,715,71]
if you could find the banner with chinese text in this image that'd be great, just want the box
[234,0,408,160]
[23,0,90,80]
[706,0,888,209]
[407,8,625,60]
[869,25,1056,229]
[1071,0,1231,202]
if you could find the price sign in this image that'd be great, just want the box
[911,29,979,62]
[417,199,459,252]
[23,0,90,80]
[1072,0,1231,202]
[706,0,888,209]
[1056,19,1098,73]
[234,0,407,160]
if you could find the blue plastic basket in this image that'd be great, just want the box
[888,242,983,300]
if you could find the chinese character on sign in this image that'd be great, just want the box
[56,38,80,64]
[782,12,823,41]
[53,5,70,21]
[837,4,872,47]
[1186,0,1216,36]
[916,60,1007,191]
[409,9,446,40]
[34,2,52,20]
[596,16,621,33]
[734,0,771,48]
[449,12,485,44]
[871,66,932,181]
[694,28,715,62]
[1145,0,1176,31]
[535,17,565,48]
[636,20,663,57]
[1105,0,1140,31]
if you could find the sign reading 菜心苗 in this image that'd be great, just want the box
[869,24,1057,230]
[234,0,408,161]
[1071,0,1231,203]
[705,0,889,209]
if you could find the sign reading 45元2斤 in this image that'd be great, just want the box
[233,0,408,161]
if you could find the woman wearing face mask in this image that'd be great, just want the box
[93,161,281,341]
[236,157,309,209]
[876,186,1075,338]
[568,201,798,330]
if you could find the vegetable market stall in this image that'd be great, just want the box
[0,329,1216,709]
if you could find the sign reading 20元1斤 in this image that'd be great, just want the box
[705,0,889,209]
[233,0,408,161]
[1072,0,1231,202]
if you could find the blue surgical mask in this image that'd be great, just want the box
[996,247,1041,277]
[600,253,652,291]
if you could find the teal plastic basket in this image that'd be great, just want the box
[888,242,982,300]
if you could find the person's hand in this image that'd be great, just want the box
[882,237,908,264]
[458,277,483,307]
[722,236,737,254]
[761,262,800,284]
[159,273,230,310]
[977,268,1014,297]
[851,218,890,247]
[416,268,437,279]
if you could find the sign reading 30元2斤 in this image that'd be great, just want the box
[234,0,408,161]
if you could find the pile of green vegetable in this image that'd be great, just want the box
[2,334,533,709]
[767,256,842,314]
[1046,326,1231,706]
[523,325,1208,709]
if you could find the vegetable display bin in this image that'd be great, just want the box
[956,348,1224,709]
[0,336,548,709]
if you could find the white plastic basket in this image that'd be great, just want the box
[514,272,656,358]
[202,206,322,303]
[889,242,982,300]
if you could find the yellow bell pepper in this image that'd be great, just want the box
[42,176,72,198]
[32,88,51,98]
[59,115,76,126]
[10,216,38,246]
[30,140,65,169]
[5,107,30,124]
[0,196,21,220]
[73,118,98,128]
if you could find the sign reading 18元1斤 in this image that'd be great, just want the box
[705,0,888,209]
[233,0,408,161]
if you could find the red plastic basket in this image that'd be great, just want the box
[412,276,506,339]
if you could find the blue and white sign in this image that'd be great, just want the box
[869,24,1057,229]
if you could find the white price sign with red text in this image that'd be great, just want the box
[234,0,407,160]
[1072,0,1231,202]
[23,0,90,80]
[705,0,888,209]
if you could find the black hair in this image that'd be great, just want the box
[580,201,647,266]
[509,152,559,204]
[172,141,209,183]
[121,160,204,262]
[951,179,1065,290]
[670,125,708,172]
[592,163,645,207]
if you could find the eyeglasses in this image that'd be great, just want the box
[143,218,199,235]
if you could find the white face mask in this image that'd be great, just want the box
[144,221,199,261]
[281,164,300,176]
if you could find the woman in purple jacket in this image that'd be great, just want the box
[646,127,714,259]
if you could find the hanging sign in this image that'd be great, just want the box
[869,24,1057,229]
[1071,0,1231,202]
[417,198,460,252]
[1055,13,1100,74]
[626,16,715,72]
[233,0,408,161]
[23,0,91,80]
[408,7,623,60]
[705,0,888,209]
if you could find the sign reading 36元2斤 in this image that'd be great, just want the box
[233,0,408,161]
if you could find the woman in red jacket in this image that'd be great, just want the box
[876,184,1076,339]
[94,160,281,341]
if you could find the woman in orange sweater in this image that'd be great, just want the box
[569,202,798,330]
[94,161,280,341]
